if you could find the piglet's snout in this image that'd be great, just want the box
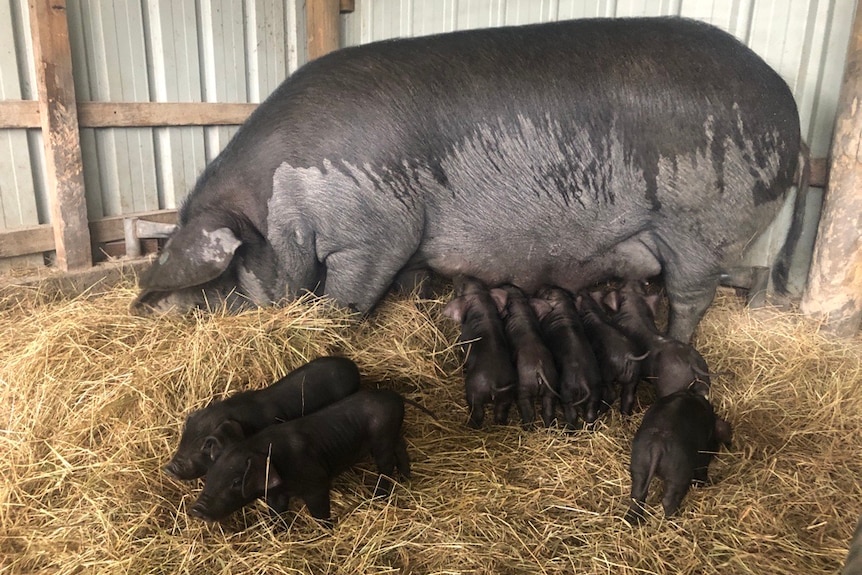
[163,461,182,480]
[188,502,213,522]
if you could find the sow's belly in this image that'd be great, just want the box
[419,229,662,294]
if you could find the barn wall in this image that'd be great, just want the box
[0,0,44,271]
[0,0,303,269]
[64,0,302,219]
[340,0,856,295]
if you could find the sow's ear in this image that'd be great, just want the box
[138,223,241,292]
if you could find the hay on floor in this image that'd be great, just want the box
[1,280,860,574]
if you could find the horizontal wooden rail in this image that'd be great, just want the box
[0,224,54,258]
[0,209,178,259]
[0,101,258,128]
[0,101,41,128]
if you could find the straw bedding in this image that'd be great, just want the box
[1,278,860,574]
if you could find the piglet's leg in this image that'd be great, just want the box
[692,452,713,485]
[394,437,411,480]
[541,393,557,428]
[371,440,402,497]
[624,468,651,525]
[302,487,332,523]
[661,479,692,518]
[491,399,510,426]
[265,490,291,515]
[466,391,486,428]
[517,394,536,428]
[619,377,638,416]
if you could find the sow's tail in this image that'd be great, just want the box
[772,141,812,294]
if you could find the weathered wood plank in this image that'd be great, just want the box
[0,209,179,258]
[0,100,40,128]
[81,102,258,128]
[307,0,341,60]
[0,101,258,128]
[89,209,178,245]
[810,156,828,189]
[0,224,54,258]
[29,0,92,270]
[801,0,862,336]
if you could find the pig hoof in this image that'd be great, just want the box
[624,508,647,526]
[315,517,334,530]
[562,424,580,435]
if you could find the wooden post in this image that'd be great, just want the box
[28,0,92,270]
[306,0,341,61]
[801,1,862,336]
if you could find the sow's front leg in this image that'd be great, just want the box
[323,243,422,313]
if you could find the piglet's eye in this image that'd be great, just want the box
[231,477,242,490]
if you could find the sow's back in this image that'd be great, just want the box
[133,17,800,343]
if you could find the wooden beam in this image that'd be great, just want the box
[29,0,91,270]
[809,156,828,189]
[0,224,54,258]
[0,209,179,259]
[89,210,177,244]
[0,100,40,128]
[801,0,862,336]
[307,0,341,61]
[0,101,257,129]
[78,102,257,127]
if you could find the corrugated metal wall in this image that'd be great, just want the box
[341,0,856,294]
[65,0,303,219]
[0,0,855,292]
[0,0,43,270]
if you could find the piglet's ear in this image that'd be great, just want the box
[215,419,244,439]
[137,221,241,292]
[715,418,733,447]
[442,297,467,323]
[243,453,283,498]
[603,291,620,313]
[489,289,508,314]
[643,293,662,319]
[529,298,552,320]
[201,435,224,461]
